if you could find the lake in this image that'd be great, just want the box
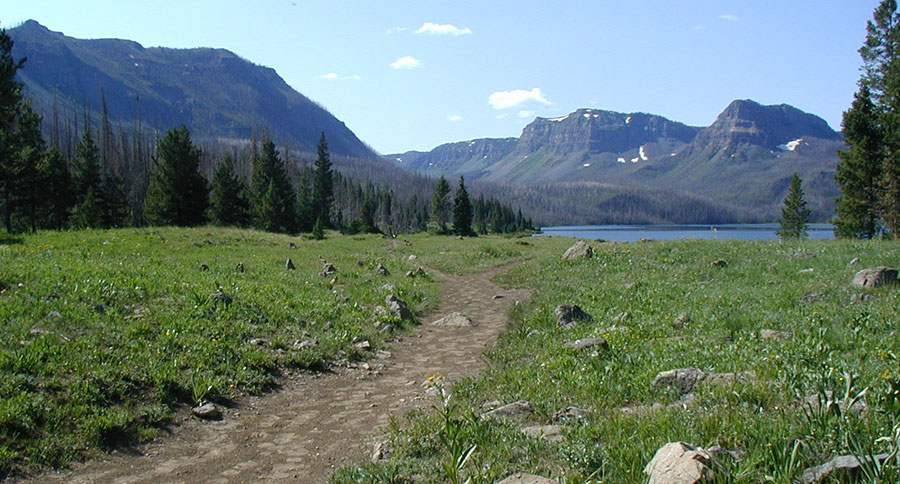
[536,224,835,242]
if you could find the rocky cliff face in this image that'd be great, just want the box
[515,109,699,156]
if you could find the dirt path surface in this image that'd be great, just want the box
[25,262,529,484]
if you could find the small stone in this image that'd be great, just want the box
[555,304,593,328]
[381,283,395,291]
[235,262,244,273]
[562,240,593,260]
[248,338,267,346]
[213,290,233,306]
[483,400,534,422]
[492,294,504,300]
[354,340,371,351]
[408,255,417,262]
[612,311,630,323]
[199,263,210,271]
[92,304,105,314]
[760,329,793,341]
[852,267,898,288]
[375,263,390,276]
[192,403,222,420]
[652,368,755,394]
[285,258,295,270]
[289,242,297,249]
[357,259,366,267]
[496,473,559,484]
[293,339,318,350]
[430,312,476,327]
[330,277,338,285]
[798,268,815,275]
[551,406,589,423]
[46,311,62,319]
[385,294,414,321]
[848,257,860,266]
[321,263,337,276]
[799,293,820,303]
[371,440,391,462]
[522,425,565,443]
[710,259,728,268]
[674,312,691,326]
[565,337,609,350]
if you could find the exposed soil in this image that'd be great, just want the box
[21,262,529,484]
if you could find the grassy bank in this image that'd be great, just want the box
[0,227,540,477]
[334,237,900,483]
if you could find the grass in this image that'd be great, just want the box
[0,226,452,478]
[333,237,900,484]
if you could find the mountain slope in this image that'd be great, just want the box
[9,20,376,158]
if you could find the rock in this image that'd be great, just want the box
[799,292,820,303]
[381,283,395,291]
[92,304,105,314]
[710,259,728,268]
[236,262,244,273]
[321,262,337,276]
[562,240,593,260]
[565,337,608,350]
[192,403,222,420]
[285,258,295,270]
[214,290,233,306]
[199,263,210,271]
[496,473,559,484]
[385,295,414,321]
[483,400,534,423]
[248,338,267,346]
[289,242,297,249]
[354,340,371,351]
[674,312,691,326]
[760,329,793,341]
[371,440,391,462]
[492,294,504,300]
[555,304,593,328]
[431,312,476,327]
[46,311,61,319]
[848,257,860,266]
[357,259,366,267]
[798,268,815,275]
[29,328,54,337]
[406,266,428,278]
[652,368,755,394]
[522,425,565,443]
[612,311,630,323]
[551,406,589,423]
[802,391,868,415]
[798,453,890,484]
[408,255,417,262]
[372,305,391,319]
[293,339,318,350]
[852,267,898,288]
[375,263,390,276]
[644,442,714,484]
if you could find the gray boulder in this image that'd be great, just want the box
[285,258,295,270]
[644,442,714,484]
[562,240,593,260]
[386,295,414,321]
[799,453,890,484]
[522,425,565,443]
[653,368,755,394]
[431,312,476,327]
[321,262,337,276]
[496,473,559,484]
[551,405,589,423]
[192,403,222,420]
[375,263,390,276]
[852,267,898,288]
[565,337,608,350]
[483,400,534,423]
[555,304,593,328]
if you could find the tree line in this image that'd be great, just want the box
[0,27,532,237]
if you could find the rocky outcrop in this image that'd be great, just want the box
[852,267,898,288]
[562,240,593,260]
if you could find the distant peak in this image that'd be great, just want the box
[15,19,49,31]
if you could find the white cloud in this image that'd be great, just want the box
[316,73,361,81]
[718,13,739,21]
[518,110,535,118]
[390,56,421,70]
[447,114,463,122]
[415,22,472,36]
[385,26,408,35]
[488,88,552,110]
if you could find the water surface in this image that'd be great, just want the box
[536,224,835,242]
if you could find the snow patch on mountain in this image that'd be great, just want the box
[777,138,803,151]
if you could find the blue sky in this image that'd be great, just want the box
[3,1,881,154]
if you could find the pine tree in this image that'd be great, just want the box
[11,101,45,232]
[777,173,812,239]
[250,139,295,233]
[70,130,106,228]
[101,173,129,228]
[210,157,251,226]
[144,125,208,226]
[452,175,474,236]
[0,28,26,232]
[430,175,451,233]
[39,148,73,229]
[71,186,103,229]
[835,85,884,238]
[312,216,325,240]
[311,133,334,228]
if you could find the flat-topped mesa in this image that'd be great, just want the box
[516,108,699,156]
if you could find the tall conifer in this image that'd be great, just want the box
[210,157,251,227]
[144,125,208,226]
[452,175,474,236]
[777,173,811,239]
[311,133,334,228]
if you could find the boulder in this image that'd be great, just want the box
[385,295,414,321]
[674,313,691,326]
[431,312,476,327]
[652,368,755,394]
[406,266,428,278]
[555,304,593,328]
[236,262,244,273]
[199,263,210,271]
[710,259,727,268]
[565,337,608,350]
[371,440,391,462]
[760,329,793,341]
[852,267,898,288]
[285,258,295,270]
[483,400,534,423]
[192,403,222,420]
[562,240,593,260]
[644,442,714,484]
[798,453,890,484]
[375,263,390,276]
[522,425,565,443]
[321,262,337,276]
[496,473,559,484]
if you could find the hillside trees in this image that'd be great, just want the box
[250,139,296,233]
[144,126,208,226]
[836,0,900,238]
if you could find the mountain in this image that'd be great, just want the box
[9,20,376,158]
[390,101,845,221]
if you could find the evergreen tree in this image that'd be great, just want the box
[0,28,26,232]
[144,125,208,226]
[430,175,451,233]
[452,175,475,236]
[11,101,45,232]
[296,178,314,232]
[71,129,103,205]
[777,173,812,239]
[250,139,295,233]
[101,173,129,228]
[835,85,884,238]
[312,216,325,240]
[209,157,251,226]
[39,148,73,229]
[311,133,334,228]
[71,186,104,229]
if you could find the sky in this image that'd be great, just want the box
[2,1,883,154]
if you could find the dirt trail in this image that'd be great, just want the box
[26,262,530,484]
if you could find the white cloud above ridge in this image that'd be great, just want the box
[718,13,739,21]
[390,56,421,70]
[488,88,552,110]
[415,22,472,36]
[447,114,463,122]
[316,73,361,81]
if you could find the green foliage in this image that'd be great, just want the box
[312,217,325,240]
[312,132,335,228]
[452,176,475,237]
[431,175,451,231]
[38,149,74,230]
[250,139,296,233]
[777,173,811,239]
[143,126,208,227]
[209,157,251,227]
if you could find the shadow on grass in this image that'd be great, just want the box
[0,235,24,245]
